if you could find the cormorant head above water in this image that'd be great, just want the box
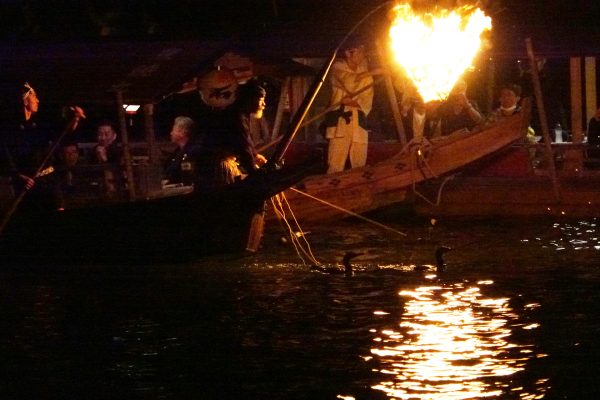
[342,251,364,276]
[310,251,364,277]
[412,245,453,273]
[435,245,453,272]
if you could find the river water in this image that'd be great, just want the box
[1,210,599,399]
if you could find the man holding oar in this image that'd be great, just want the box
[0,82,85,227]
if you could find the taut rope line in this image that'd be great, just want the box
[288,187,407,237]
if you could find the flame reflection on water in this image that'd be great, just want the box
[369,283,548,399]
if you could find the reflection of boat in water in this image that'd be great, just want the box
[269,100,531,224]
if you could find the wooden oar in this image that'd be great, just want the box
[0,110,84,235]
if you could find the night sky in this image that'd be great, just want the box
[0,0,599,54]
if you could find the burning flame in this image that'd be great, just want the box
[389,3,492,102]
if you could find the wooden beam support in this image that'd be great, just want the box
[376,41,407,145]
[585,57,597,128]
[526,38,560,201]
[570,57,584,143]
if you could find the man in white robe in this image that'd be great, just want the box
[325,41,378,174]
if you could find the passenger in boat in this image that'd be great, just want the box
[0,82,85,211]
[92,120,121,164]
[90,120,124,195]
[487,83,522,121]
[401,96,438,141]
[54,140,101,209]
[164,116,201,186]
[195,78,268,188]
[485,83,537,159]
[437,79,483,136]
[323,36,384,174]
[586,107,600,158]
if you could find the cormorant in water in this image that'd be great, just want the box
[310,251,363,277]
[412,246,453,273]
[435,245,452,272]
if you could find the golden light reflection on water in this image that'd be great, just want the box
[369,283,548,399]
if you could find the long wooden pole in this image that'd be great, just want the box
[0,114,83,235]
[525,38,560,201]
[376,41,407,145]
[268,0,394,167]
[268,50,339,166]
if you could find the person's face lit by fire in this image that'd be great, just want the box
[23,89,39,114]
[499,88,519,110]
[344,46,366,69]
[251,96,266,119]
[96,125,117,147]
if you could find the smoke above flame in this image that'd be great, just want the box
[389,3,492,102]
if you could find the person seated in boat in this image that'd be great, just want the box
[92,120,121,164]
[163,116,201,186]
[90,120,124,196]
[485,83,537,159]
[401,96,439,141]
[437,79,483,136]
[195,77,268,189]
[487,83,522,121]
[0,81,85,212]
[322,35,385,174]
[53,140,102,209]
[586,107,600,158]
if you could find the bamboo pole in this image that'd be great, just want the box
[376,41,407,145]
[525,38,560,201]
[300,78,382,127]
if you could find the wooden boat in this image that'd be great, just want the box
[268,100,532,224]
[0,41,334,265]
[0,163,316,264]
[412,141,600,218]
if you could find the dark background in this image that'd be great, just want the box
[1,1,599,53]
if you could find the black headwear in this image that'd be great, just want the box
[340,34,366,53]
[236,79,266,114]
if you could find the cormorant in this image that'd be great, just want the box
[435,245,452,272]
[412,246,453,273]
[310,251,363,277]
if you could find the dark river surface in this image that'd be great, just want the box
[1,209,599,400]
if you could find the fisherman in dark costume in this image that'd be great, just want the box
[194,74,268,189]
[1,82,85,213]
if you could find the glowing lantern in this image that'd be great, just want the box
[389,3,491,102]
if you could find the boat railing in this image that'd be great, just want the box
[514,140,600,172]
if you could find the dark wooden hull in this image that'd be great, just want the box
[413,148,600,218]
[268,108,531,224]
[0,164,313,264]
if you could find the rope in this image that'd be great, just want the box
[401,136,450,207]
[288,187,407,237]
[270,194,320,266]
[412,174,455,206]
